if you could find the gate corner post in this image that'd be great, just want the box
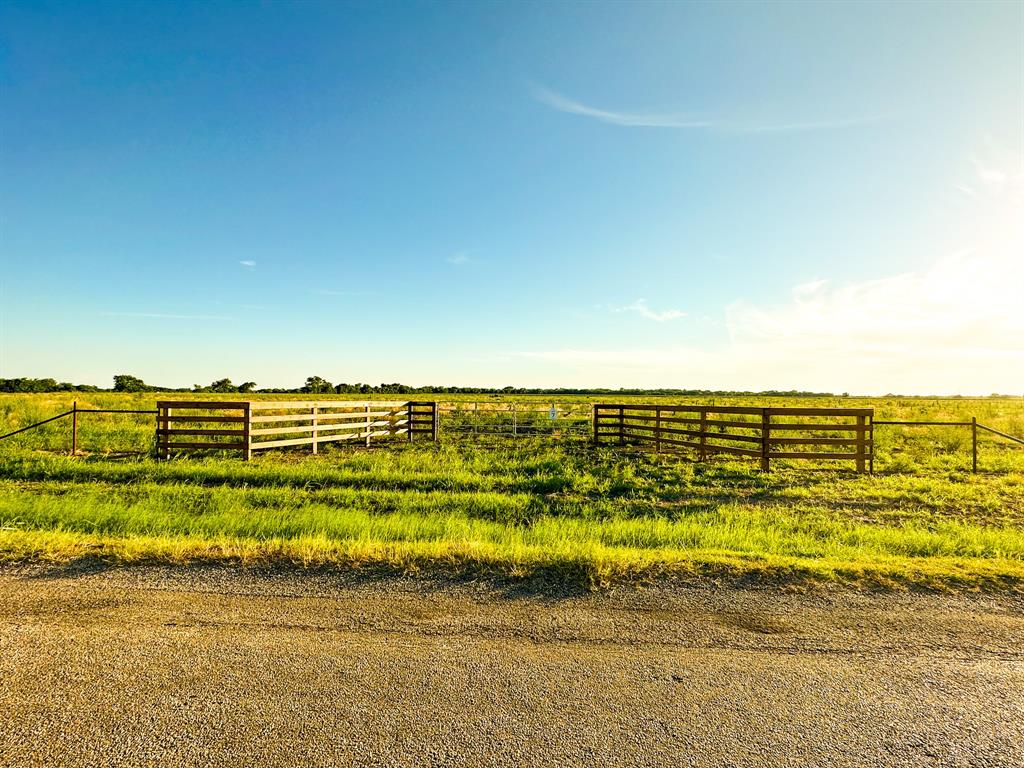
[243,403,253,461]
[760,409,771,472]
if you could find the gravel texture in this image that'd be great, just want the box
[1,565,1023,767]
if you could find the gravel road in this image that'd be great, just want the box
[1,566,1022,767]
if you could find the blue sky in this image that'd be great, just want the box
[1,1,1021,394]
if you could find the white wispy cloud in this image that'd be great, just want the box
[239,260,256,268]
[791,279,828,301]
[101,312,231,320]
[611,299,687,322]
[533,86,711,129]
[446,252,472,265]
[972,156,1008,185]
[533,85,883,133]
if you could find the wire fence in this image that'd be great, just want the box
[2,400,1024,473]
[437,401,593,438]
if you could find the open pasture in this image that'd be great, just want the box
[1,393,1023,589]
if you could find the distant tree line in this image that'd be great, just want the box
[1,374,840,397]
[1,374,1016,398]
[0,378,102,393]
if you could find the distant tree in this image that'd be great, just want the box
[238,381,257,393]
[113,374,148,392]
[302,376,334,394]
[208,378,238,393]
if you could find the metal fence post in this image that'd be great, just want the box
[972,416,978,473]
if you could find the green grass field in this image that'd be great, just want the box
[2,393,1023,589]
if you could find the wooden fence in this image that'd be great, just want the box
[593,404,873,472]
[156,400,437,460]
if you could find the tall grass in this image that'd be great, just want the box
[1,393,1023,588]
[4,481,1020,559]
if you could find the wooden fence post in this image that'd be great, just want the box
[311,404,318,454]
[869,416,875,475]
[431,402,439,442]
[157,404,170,460]
[699,408,707,462]
[365,404,371,447]
[593,405,600,445]
[618,406,625,445]
[71,401,78,456]
[972,416,978,474]
[655,406,662,454]
[243,403,252,461]
[407,402,414,442]
[856,415,866,473]
[760,409,771,472]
